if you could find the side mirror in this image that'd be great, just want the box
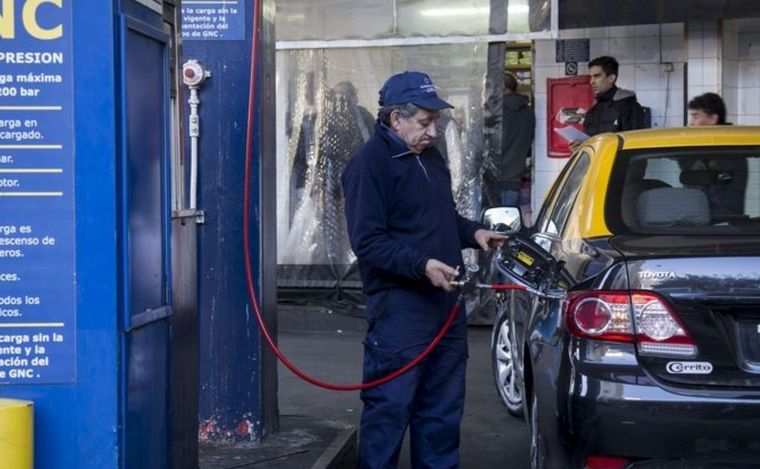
[481,206,522,234]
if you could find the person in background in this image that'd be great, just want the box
[688,92,727,126]
[334,80,375,143]
[484,72,535,207]
[342,71,506,468]
[686,92,747,217]
[583,55,648,137]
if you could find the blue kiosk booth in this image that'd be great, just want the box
[0,0,277,467]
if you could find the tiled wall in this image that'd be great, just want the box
[722,21,740,124]
[724,19,760,125]
[724,19,760,218]
[532,23,687,213]
[686,21,722,101]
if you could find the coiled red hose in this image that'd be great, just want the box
[241,0,525,391]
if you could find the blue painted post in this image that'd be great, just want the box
[180,0,278,441]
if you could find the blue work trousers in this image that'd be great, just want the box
[358,289,468,469]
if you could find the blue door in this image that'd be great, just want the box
[119,16,172,469]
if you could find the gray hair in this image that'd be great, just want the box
[377,102,421,126]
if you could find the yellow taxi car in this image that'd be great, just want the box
[486,126,760,469]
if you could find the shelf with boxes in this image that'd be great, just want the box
[505,42,533,91]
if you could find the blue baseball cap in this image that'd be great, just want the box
[378,71,453,110]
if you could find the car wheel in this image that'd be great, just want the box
[530,391,547,469]
[491,303,523,417]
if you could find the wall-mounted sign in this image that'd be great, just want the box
[0,0,76,384]
[556,39,590,63]
[181,0,246,41]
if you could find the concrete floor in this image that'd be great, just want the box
[199,415,351,469]
[277,304,530,468]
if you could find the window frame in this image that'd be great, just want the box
[533,152,578,235]
[536,151,592,238]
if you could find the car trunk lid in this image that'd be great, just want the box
[611,235,760,389]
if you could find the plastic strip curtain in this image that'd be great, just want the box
[276,45,487,290]
[273,0,553,310]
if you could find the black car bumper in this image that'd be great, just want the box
[567,372,760,466]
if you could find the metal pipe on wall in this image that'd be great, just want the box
[182,60,211,212]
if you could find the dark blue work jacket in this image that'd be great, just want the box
[342,122,482,312]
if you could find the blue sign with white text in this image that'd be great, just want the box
[181,0,246,41]
[0,0,76,384]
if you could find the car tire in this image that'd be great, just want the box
[529,391,548,469]
[491,301,523,417]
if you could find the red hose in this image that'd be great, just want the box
[491,284,523,291]
[241,0,525,391]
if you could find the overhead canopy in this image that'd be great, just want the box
[560,0,760,29]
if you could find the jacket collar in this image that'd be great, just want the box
[596,85,618,102]
[377,122,415,158]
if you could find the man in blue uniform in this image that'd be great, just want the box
[342,71,505,468]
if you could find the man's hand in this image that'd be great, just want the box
[474,229,508,251]
[425,259,459,291]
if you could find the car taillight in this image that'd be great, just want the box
[630,292,696,357]
[567,293,634,342]
[566,291,697,357]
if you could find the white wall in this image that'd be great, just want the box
[686,21,722,103]
[531,23,687,213]
[736,29,760,124]
[724,19,760,125]
[724,19,760,217]
[722,21,740,124]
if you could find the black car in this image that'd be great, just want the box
[486,127,760,468]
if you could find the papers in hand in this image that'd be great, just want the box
[554,126,589,143]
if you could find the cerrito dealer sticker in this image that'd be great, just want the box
[666,362,713,374]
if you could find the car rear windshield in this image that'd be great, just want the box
[607,147,760,235]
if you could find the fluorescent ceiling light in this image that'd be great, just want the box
[420,7,489,17]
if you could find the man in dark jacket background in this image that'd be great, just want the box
[583,56,648,137]
[484,72,535,207]
[341,71,505,468]
[686,92,747,217]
